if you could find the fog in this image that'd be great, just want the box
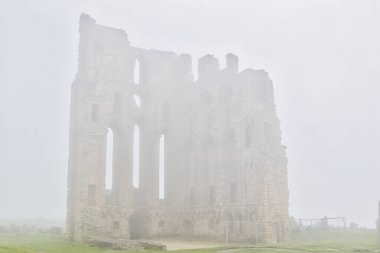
[0,0,379,229]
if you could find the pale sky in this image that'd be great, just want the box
[0,0,379,228]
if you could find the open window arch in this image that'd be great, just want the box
[106,128,114,190]
[133,124,140,188]
[134,59,141,85]
[134,94,141,108]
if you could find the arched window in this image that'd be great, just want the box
[133,125,140,188]
[106,128,113,190]
[134,59,140,85]
[134,94,141,107]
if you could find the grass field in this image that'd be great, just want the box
[0,229,378,253]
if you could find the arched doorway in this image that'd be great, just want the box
[182,219,194,236]
[129,211,151,240]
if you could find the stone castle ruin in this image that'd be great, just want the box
[67,14,290,244]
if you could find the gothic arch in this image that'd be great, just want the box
[129,210,152,239]
[182,219,194,236]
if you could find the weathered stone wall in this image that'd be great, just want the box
[67,13,290,243]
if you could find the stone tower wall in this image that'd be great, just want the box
[67,13,290,243]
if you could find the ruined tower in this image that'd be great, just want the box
[67,14,290,243]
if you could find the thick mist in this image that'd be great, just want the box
[0,0,379,228]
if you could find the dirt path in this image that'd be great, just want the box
[217,247,331,253]
[146,239,342,252]
[147,238,225,251]
[217,249,240,253]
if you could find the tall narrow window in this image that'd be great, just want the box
[159,135,165,199]
[106,128,113,190]
[134,94,141,107]
[134,59,140,84]
[133,125,140,188]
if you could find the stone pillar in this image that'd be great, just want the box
[164,135,189,206]
[162,134,174,204]
[66,131,81,241]
[378,201,380,244]
[112,124,134,207]
[139,124,160,207]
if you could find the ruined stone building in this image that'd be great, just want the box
[67,14,290,243]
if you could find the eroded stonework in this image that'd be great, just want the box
[67,13,290,243]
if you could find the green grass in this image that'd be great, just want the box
[0,234,222,253]
[0,230,378,253]
[239,229,379,253]
[0,234,110,253]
